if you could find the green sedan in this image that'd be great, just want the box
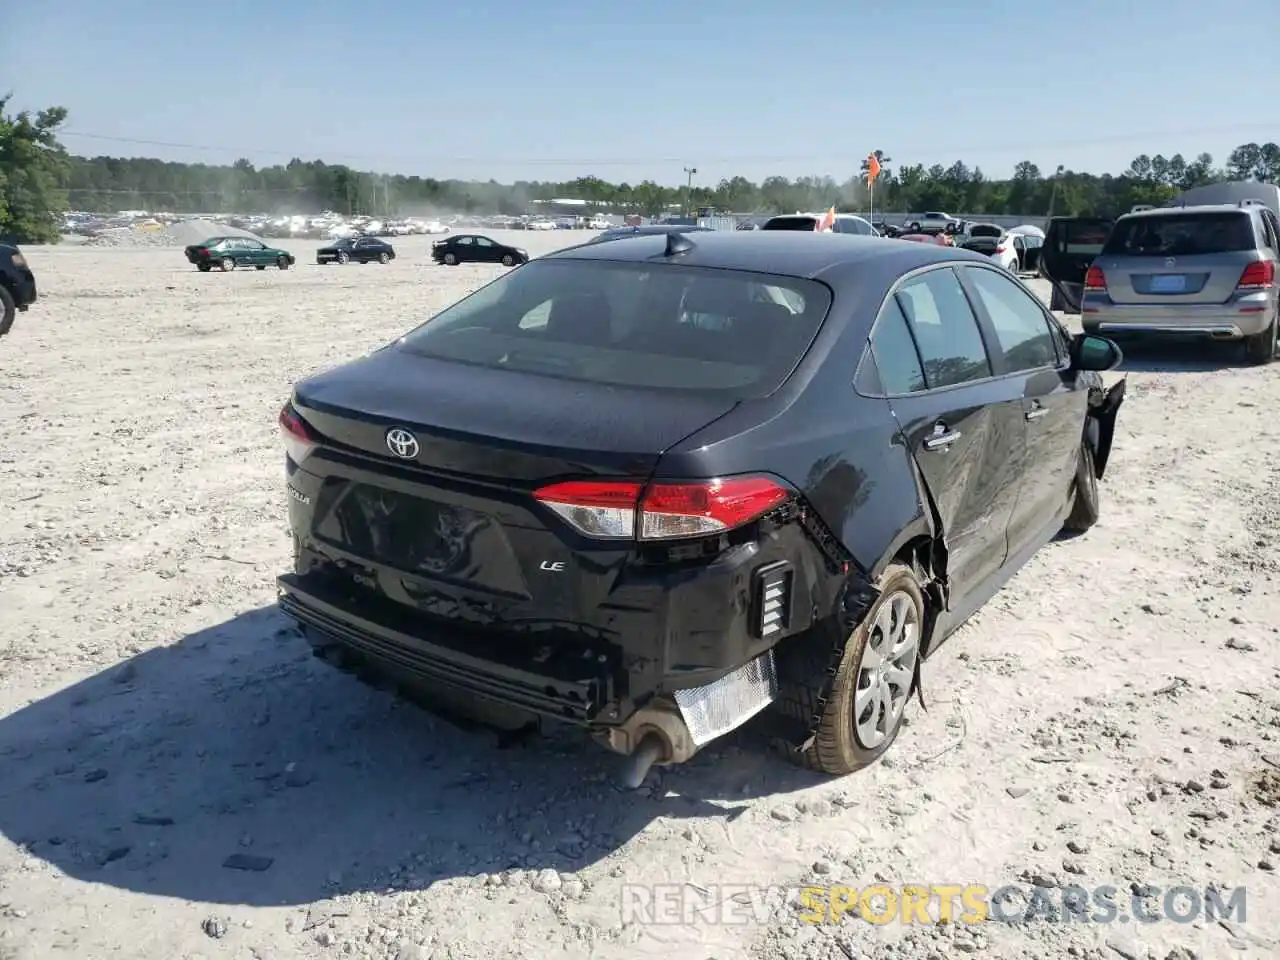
[184,236,296,272]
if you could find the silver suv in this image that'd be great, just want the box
[1079,202,1279,363]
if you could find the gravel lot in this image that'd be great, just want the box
[1,231,1278,960]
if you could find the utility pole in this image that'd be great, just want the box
[683,166,697,216]
[1047,164,1065,219]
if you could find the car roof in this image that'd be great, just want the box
[543,231,992,280]
[1117,203,1252,221]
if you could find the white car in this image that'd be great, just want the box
[527,219,557,231]
[991,235,1021,273]
[421,220,449,234]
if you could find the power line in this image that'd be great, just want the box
[59,123,1280,169]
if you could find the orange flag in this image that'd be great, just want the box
[867,153,881,182]
[815,206,836,232]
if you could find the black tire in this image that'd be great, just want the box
[907,221,920,232]
[337,251,349,265]
[219,257,235,272]
[378,252,390,264]
[444,252,458,266]
[278,256,290,270]
[1242,317,1277,364]
[1063,440,1100,532]
[0,284,15,336]
[501,254,515,267]
[255,265,266,271]
[784,563,924,776]
[197,263,212,273]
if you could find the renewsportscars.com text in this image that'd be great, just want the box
[619,883,1248,926]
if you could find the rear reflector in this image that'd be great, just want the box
[279,402,319,465]
[1084,266,1106,290]
[1237,260,1275,290]
[752,560,794,639]
[533,476,790,541]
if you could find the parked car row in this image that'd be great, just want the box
[181,233,532,271]
[275,228,1128,790]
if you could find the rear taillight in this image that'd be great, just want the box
[1237,260,1275,290]
[533,476,790,541]
[1084,266,1106,290]
[279,402,319,465]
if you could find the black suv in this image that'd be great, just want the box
[276,232,1125,786]
[0,242,37,338]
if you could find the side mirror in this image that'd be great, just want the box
[1071,333,1123,372]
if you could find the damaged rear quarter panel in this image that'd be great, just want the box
[661,350,931,591]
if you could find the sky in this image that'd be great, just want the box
[6,0,1279,187]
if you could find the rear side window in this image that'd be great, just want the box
[868,298,926,394]
[964,268,1059,372]
[762,216,818,231]
[1102,212,1256,256]
[895,269,992,388]
[396,259,832,398]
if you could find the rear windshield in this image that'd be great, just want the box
[395,259,832,397]
[1102,212,1256,257]
[762,216,818,231]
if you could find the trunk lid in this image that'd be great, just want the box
[1040,216,1114,312]
[1092,210,1258,306]
[287,347,737,610]
[293,345,736,481]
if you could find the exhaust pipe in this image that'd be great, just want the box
[619,733,667,789]
[598,697,697,789]
[602,652,780,788]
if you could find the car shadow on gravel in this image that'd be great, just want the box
[0,606,824,907]
[1110,336,1253,373]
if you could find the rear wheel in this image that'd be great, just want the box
[785,564,924,776]
[1243,317,1277,364]
[501,254,515,266]
[1063,440,1100,532]
[378,251,390,264]
[0,285,15,336]
[220,257,235,272]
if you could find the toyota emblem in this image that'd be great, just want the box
[1165,257,1176,267]
[385,427,419,459]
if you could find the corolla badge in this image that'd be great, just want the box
[385,427,419,459]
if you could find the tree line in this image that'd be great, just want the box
[2,96,1278,244]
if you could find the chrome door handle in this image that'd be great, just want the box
[1025,406,1049,421]
[923,430,961,450]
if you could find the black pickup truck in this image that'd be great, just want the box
[1,242,38,338]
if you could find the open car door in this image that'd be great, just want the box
[1039,216,1114,313]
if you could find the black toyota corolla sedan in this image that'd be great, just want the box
[275,231,1126,785]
